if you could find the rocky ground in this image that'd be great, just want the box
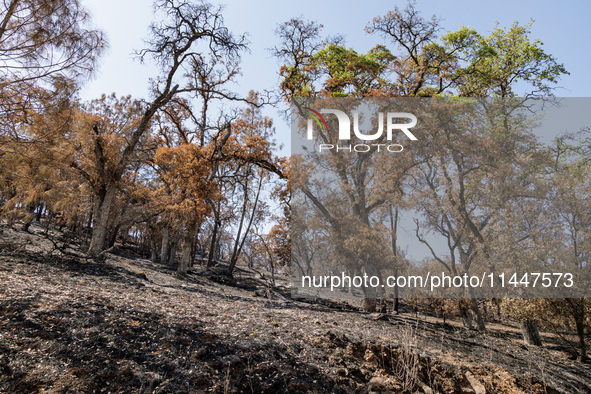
[0,225,590,393]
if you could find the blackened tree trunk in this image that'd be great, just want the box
[106,223,121,249]
[568,298,588,362]
[21,205,36,232]
[150,237,158,264]
[389,204,400,314]
[160,226,170,265]
[461,304,473,330]
[178,221,197,276]
[576,319,587,361]
[87,185,117,257]
[35,203,44,222]
[469,287,486,331]
[360,267,378,312]
[520,319,543,346]
[362,295,377,313]
[178,235,192,275]
[168,238,178,268]
[149,225,159,264]
[207,201,220,268]
[228,174,263,277]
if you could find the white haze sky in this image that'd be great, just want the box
[79,0,591,261]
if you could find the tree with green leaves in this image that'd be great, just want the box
[279,1,569,313]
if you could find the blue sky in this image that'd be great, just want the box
[81,0,591,136]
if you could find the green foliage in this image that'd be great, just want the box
[276,5,568,99]
[310,44,394,97]
[441,21,569,97]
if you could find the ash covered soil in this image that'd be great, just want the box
[0,227,590,393]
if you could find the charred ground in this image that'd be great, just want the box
[0,226,589,394]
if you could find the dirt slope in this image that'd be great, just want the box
[0,227,589,393]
